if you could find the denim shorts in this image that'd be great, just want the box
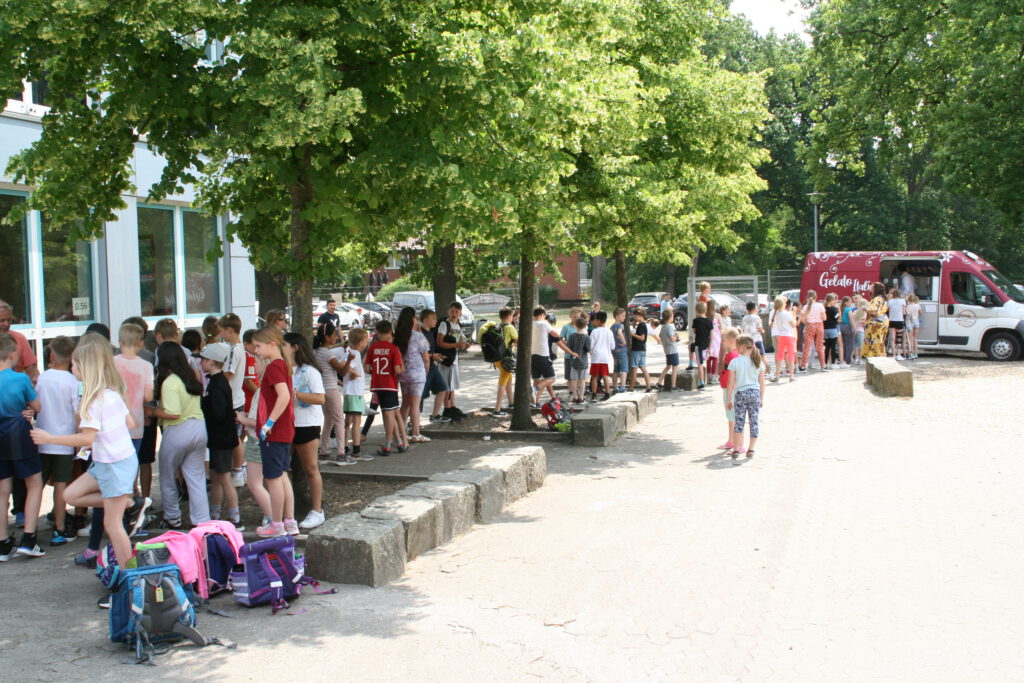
[88,457,138,498]
[823,328,839,339]
[260,441,291,479]
[422,364,449,397]
[630,351,646,368]
[665,353,680,367]
[613,350,629,374]
[0,455,42,480]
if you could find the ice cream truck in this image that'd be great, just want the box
[800,251,1024,361]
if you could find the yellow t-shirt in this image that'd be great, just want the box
[159,374,203,427]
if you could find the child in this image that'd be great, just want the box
[284,332,327,531]
[718,328,740,453]
[242,329,261,414]
[151,342,210,529]
[726,334,766,462]
[566,316,591,404]
[852,295,867,365]
[420,310,451,423]
[706,305,723,384]
[251,327,298,537]
[343,328,371,460]
[654,309,681,391]
[559,307,582,385]
[691,301,713,389]
[235,362,272,528]
[628,308,652,392]
[887,287,907,360]
[1,332,45,559]
[364,321,405,457]
[823,293,841,369]
[611,307,630,393]
[314,322,355,465]
[435,302,470,420]
[532,306,577,405]
[770,296,797,382]
[905,294,921,360]
[800,290,827,372]
[588,311,615,400]
[199,343,241,528]
[35,336,79,545]
[839,296,856,367]
[742,301,771,374]
[181,328,207,389]
[217,313,248,487]
[478,307,517,417]
[113,323,154,496]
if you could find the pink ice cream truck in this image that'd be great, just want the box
[800,251,1024,361]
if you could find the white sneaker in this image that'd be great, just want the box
[841,363,850,368]
[231,466,247,487]
[895,355,905,361]
[299,509,326,530]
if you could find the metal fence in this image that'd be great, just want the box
[764,269,803,298]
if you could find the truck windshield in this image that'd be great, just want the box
[983,270,1024,303]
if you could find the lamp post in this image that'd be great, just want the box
[808,192,823,252]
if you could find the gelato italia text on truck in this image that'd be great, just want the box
[800,251,1024,361]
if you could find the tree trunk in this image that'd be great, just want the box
[255,268,288,319]
[590,255,606,303]
[665,262,677,296]
[614,249,628,309]
[432,242,457,314]
[288,144,315,340]
[511,242,536,431]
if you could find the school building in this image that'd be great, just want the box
[1,81,257,370]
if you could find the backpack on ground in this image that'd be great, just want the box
[540,397,573,432]
[189,522,244,597]
[479,323,508,363]
[229,535,337,614]
[109,564,233,664]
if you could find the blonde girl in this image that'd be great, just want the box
[252,327,298,538]
[726,334,766,461]
[769,296,797,382]
[852,295,868,364]
[905,293,921,359]
[235,360,273,527]
[706,305,725,384]
[800,290,827,371]
[31,335,139,568]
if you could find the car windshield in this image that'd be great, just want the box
[984,270,1024,303]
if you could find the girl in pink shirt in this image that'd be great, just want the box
[800,290,827,372]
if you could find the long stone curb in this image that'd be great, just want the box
[572,390,658,446]
[306,446,547,587]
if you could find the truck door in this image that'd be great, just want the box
[940,271,999,348]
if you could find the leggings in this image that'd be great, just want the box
[733,388,761,438]
[839,323,855,364]
[802,322,826,369]
[824,335,839,364]
[775,335,796,369]
[706,356,717,377]
[158,418,210,525]
[319,389,345,457]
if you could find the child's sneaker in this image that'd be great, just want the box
[376,446,391,457]
[283,518,300,536]
[256,520,286,538]
[0,535,15,561]
[299,509,326,530]
[16,544,46,558]
[124,496,152,537]
[49,529,69,546]
[74,547,99,568]
[353,453,374,462]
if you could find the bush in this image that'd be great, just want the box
[377,277,417,301]
[539,285,559,307]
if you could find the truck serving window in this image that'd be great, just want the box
[983,270,1024,304]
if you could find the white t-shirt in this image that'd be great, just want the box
[901,271,916,297]
[35,369,80,455]
[225,342,246,408]
[589,327,615,364]
[292,364,325,427]
[79,389,136,464]
[888,297,906,322]
[341,348,365,397]
[741,314,763,342]
[771,309,796,337]
[531,320,555,356]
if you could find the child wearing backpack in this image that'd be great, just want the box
[34,336,79,545]
[199,343,241,528]
[30,335,139,566]
[478,307,517,417]
[566,316,591,404]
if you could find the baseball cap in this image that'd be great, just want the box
[199,342,230,364]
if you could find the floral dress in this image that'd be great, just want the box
[861,296,889,358]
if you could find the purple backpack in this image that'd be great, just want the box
[228,536,336,614]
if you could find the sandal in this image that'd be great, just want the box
[746,449,755,459]
[728,449,740,459]
[409,434,430,443]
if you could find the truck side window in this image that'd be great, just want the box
[950,272,992,305]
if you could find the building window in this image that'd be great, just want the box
[182,211,221,314]
[0,193,31,323]
[41,217,94,322]
[137,206,176,316]
[386,253,405,270]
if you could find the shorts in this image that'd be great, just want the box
[401,379,426,398]
[293,425,322,445]
[344,394,366,415]
[754,340,766,355]
[138,421,157,465]
[613,350,629,374]
[492,361,513,387]
[260,441,291,479]
[209,448,234,474]
[531,354,555,380]
[630,351,646,368]
[376,390,400,411]
[590,363,610,378]
[437,360,460,391]
[696,345,707,364]
[890,320,905,330]
[665,353,680,367]
[422,364,449,397]
[722,389,735,421]
[40,452,75,484]
[243,437,262,464]
[0,455,42,480]
[569,366,588,380]
[854,330,865,346]
[824,328,839,339]
[88,457,138,498]
[912,318,921,329]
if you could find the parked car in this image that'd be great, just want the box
[628,291,668,317]
[353,301,395,321]
[740,293,770,313]
[779,289,802,306]
[341,302,381,327]
[390,291,475,337]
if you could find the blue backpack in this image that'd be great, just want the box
[109,564,233,664]
[229,535,336,614]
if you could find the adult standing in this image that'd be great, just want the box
[0,300,38,382]
[317,300,341,331]
[861,282,890,358]
[264,309,289,332]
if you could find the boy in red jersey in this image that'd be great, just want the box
[364,321,405,457]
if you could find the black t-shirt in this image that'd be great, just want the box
[631,321,648,351]
[693,317,713,348]
[825,305,840,329]
[317,311,340,330]
[201,373,239,450]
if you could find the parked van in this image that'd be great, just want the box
[390,291,476,336]
[801,251,1024,361]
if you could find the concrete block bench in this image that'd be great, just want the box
[397,481,477,544]
[865,357,913,397]
[361,494,445,560]
[305,513,406,587]
[572,410,618,446]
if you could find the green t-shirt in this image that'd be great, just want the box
[159,374,203,427]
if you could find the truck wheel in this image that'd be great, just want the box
[984,332,1021,361]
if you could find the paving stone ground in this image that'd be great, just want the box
[2,350,1023,682]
